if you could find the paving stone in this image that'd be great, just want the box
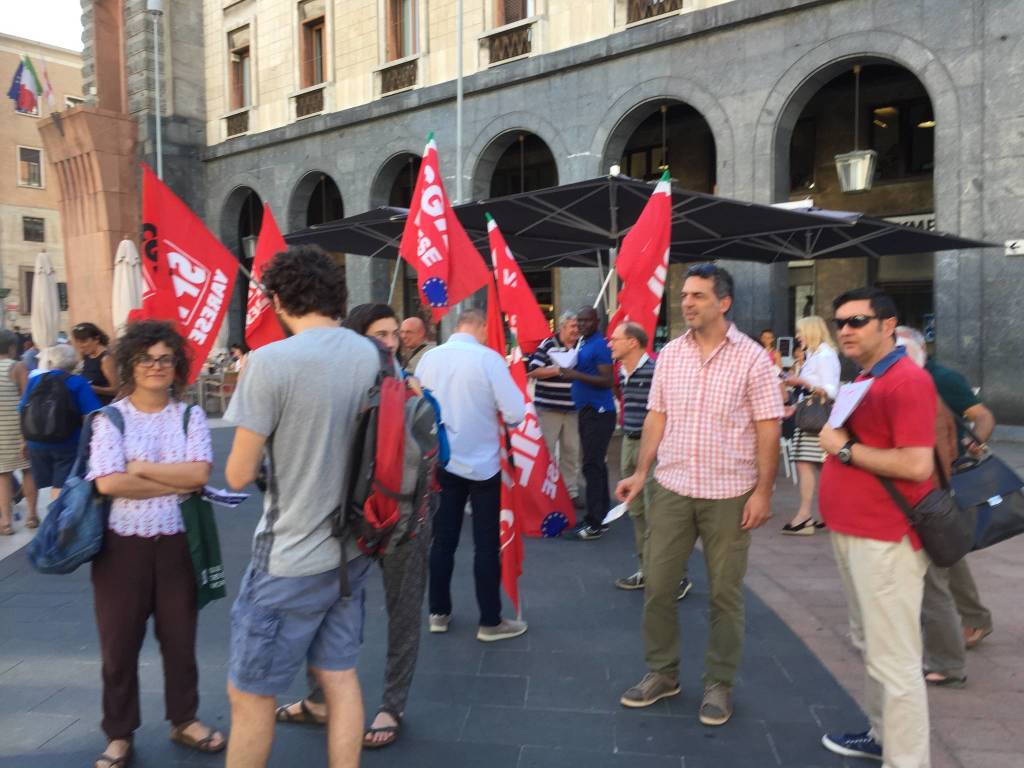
[519,745,681,767]
[413,671,528,708]
[461,705,616,751]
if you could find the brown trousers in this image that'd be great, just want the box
[91,530,199,740]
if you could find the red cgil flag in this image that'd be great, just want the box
[244,203,287,350]
[399,133,490,322]
[486,213,551,355]
[607,170,672,352]
[139,164,239,383]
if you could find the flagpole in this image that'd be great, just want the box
[455,0,464,203]
[147,0,164,179]
[387,260,401,304]
[593,260,616,310]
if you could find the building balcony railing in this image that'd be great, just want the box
[225,109,249,137]
[627,0,686,24]
[380,58,418,95]
[295,86,325,119]
[485,19,533,65]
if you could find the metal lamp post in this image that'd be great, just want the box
[834,64,877,193]
[147,0,164,179]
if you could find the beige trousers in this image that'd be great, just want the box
[831,531,930,768]
[536,407,580,498]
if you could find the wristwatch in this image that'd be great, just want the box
[837,439,856,465]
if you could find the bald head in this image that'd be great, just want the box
[400,316,428,350]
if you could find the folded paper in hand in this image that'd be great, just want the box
[548,349,578,369]
[828,380,873,428]
[202,486,250,508]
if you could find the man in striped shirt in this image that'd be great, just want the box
[609,322,693,600]
[526,312,582,506]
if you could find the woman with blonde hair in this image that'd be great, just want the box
[783,315,840,535]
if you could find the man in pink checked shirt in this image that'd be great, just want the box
[615,263,784,726]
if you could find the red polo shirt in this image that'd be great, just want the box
[819,352,937,546]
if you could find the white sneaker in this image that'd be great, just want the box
[476,618,528,642]
[429,613,451,633]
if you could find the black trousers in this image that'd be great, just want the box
[578,407,617,528]
[429,469,502,627]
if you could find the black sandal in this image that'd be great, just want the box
[275,698,326,727]
[95,739,133,767]
[363,708,402,749]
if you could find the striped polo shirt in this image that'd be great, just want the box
[526,335,576,411]
[620,354,655,436]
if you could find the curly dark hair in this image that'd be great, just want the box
[72,322,110,347]
[260,245,347,319]
[114,320,192,399]
[343,303,397,336]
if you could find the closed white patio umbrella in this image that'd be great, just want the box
[30,250,59,349]
[111,239,143,334]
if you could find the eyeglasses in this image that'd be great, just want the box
[833,315,878,330]
[134,354,175,369]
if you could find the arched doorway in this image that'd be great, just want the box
[604,100,718,347]
[370,153,424,318]
[485,132,558,198]
[219,186,263,344]
[778,62,935,334]
[288,171,344,231]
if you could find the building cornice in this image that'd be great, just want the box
[0,33,82,67]
[203,0,837,161]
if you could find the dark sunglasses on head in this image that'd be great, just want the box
[833,314,878,330]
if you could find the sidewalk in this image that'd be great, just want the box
[1,431,1020,766]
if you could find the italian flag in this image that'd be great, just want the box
[6,56,43,113]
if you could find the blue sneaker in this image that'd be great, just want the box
[821,730,883,761]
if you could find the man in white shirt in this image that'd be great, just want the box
[415,308,528,642]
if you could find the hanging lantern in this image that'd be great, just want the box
[834,64,877,193]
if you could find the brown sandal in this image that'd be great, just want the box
[169,721,226,753]
[363,708,402,749]
[275,698,327,726]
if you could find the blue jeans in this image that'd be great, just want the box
[429,469,502,627]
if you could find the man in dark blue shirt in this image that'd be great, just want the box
[558,306,615,540]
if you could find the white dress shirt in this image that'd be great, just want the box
[415,332,526,481]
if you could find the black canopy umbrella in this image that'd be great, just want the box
[285,176,994,269]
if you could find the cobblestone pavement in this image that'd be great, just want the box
[1,429,1019,767]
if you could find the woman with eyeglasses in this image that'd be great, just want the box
[85,321,225,768]
[782,316,841,535]
[19,343,102,502]
[72,322,120,404]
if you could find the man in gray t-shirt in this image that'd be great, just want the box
[223,246,380,768]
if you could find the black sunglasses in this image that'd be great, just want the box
[833,314,878,330]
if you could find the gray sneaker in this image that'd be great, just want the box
[476,618,527,642]
[620,672,681,708]
[699,681,733,725]
[676,577,693,601]
[429,613,451,634]
[615,570,645,590]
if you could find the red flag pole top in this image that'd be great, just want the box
[485,213,551,356]
[607,169,672,352]
[398,133,490,322]
[245,203,287,350]
[138,163,240,382]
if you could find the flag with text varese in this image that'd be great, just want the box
[140,164,239,383]
[245,203,287,350]
[486,214,551,355]
[398,134,490,322]
[607,170,672,351]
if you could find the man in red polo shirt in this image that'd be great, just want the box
[818,286,936,768]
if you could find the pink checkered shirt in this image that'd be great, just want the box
[648,324,784,499]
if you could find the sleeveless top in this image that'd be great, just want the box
[81,350,113,405]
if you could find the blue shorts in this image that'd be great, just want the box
[28,447,77,489]
[228,556,373,696]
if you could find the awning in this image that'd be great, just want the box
[285,176,994,267]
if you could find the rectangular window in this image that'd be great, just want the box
[228,26,252,110]
[17,147,43,188]
[869,98,934,181]
[65,95,85,109]
[299,0,326,87]
[386,0,417,61]
[496,0,533,26]
[58,282,69,312]
[22,217,45,242]
[20,268,34,315]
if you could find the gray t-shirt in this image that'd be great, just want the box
[225,326,380,577]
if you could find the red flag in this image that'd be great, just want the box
[399,134,490,322]
[607,170,672,352]
[140,164,239,383]
[245,204,287,350]
[486,214,550,355]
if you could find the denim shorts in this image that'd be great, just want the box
[228,556,373,696]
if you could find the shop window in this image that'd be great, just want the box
[22,216,45,242]
[299,1,326,87]
[870,99,934,181]
[228,26,252,110]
